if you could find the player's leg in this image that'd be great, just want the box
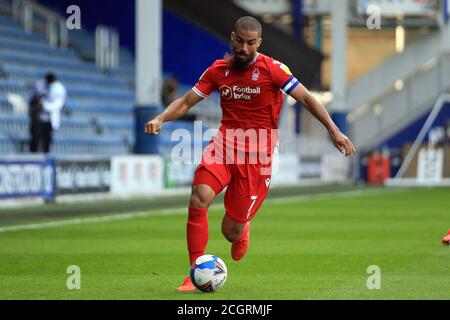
[443,229,450,245]
[221,214,248,243]
[42,121,52,153]
[222,163,271,261]
[221,214,250,261]
[29,119,39,152]
[177,167,226,292]
[186,183,216,266]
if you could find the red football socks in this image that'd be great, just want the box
[187,207,209,265]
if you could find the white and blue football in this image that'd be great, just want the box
[190,255,227,292]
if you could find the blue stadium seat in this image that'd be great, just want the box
[0,132,17,154]
[52,135,130,155]
[0,11,135,156]
[0,26,45,41]
[2,64,130,88]
[0,33,75,57]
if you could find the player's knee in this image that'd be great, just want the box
[189,194,208,209]
[222,225,242,243]
[189,185,214,208]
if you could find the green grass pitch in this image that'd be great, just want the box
[0,187,449,299]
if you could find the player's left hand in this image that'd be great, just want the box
[330,130,356,157]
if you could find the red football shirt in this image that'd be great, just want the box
[192,52,300,154]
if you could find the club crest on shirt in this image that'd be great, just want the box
[225,69,230,77]
[252,67,260,81]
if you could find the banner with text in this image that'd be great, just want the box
[0,158,55,200]
[56,158,111,195]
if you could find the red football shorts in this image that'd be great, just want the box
[192,143,272,224]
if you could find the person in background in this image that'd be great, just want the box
[29,73,67,153]
[161,75,179,108]
[161,75,196,122]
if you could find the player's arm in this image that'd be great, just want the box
[144,89,203,135]
[289,85,356,157]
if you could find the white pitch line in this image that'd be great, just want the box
[0,211,158,233]
[0,187,406,234]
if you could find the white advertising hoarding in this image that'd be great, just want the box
[271,153,350,185]
[271,153,301,186]
[417,148,444,184]
[111,156,164,195]
[321,154,350,182]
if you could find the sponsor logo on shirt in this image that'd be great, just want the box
[220,85,261,101]
[220,85,233,100]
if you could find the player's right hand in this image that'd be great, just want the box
[144,117,163,135]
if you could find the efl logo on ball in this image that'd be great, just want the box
[190,255,227,292]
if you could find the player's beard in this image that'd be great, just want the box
[224,52,254,70]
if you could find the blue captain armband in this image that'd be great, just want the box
[281,76,300,94]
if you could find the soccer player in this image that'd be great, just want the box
[144,16,356,291]
[443,230,450,245]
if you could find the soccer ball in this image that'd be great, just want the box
[190,255,227,292]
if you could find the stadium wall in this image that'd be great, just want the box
[380,102,450,149]
[35,0,136,54]
[35,0,230,85]
[162,9,230,85]
[359,102,450,181]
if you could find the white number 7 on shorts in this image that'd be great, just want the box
[247,196,258,219]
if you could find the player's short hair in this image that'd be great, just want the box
[233,16,262,37]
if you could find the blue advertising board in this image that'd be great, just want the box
[0,158,56,200]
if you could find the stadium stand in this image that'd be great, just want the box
[0,9,136,156]
[0,3,222,158]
